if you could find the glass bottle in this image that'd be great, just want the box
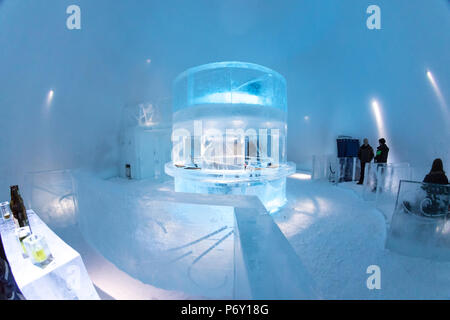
[9,185,30,229]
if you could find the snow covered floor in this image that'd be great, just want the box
[38,172,450,299]
[273,178,450,299]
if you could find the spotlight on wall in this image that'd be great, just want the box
[370,98,396,162]
[46,89,54,107]
[371,99,385,137]
[426,70,434,83]
[426,69,449,120]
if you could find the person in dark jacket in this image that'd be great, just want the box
[0,235,25,300]
[372,138,390,191]
[374,138,389,164]
[423,158,449,185]
[357,138,374,185]
[420,159,449,215]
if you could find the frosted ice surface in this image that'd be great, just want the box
[24,170,77,229]
[362,163,412,221]
[72,169,314,298]
[73,170,258,298]
[374,163,412,221]
[234,208,316,299]
[0,211,99,300]
[386,180,450,261]
[167,62,295,213]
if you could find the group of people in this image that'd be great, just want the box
[357,138,389,185]
[356,138,448,186]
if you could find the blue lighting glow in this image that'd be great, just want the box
[166,62,295,213]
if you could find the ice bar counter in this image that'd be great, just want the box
[165,62,296,213]
[0,206,99,300]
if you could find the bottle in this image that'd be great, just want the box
[125,164,131,179]
[9,185,30,228]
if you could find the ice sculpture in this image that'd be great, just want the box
[165,62,296,213]
[386,180,450,261]
[119,102,171,180]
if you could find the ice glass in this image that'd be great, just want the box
[15,226,32,258]
[22,234,54,267]
[1,201,11,221]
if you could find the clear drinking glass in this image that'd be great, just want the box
[15,226,32,258]
[22,234,54,267]
[1,201,11,221]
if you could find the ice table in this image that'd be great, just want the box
[0,209,99,300]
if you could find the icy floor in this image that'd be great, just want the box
[43,173,450,299]
[273,178,450,299]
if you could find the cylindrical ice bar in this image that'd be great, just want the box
[165,62,295,212]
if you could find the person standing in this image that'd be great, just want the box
[374,138,389,164]
[357,138,374,185]
[423,158,449,185]
[372,138,390,191]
